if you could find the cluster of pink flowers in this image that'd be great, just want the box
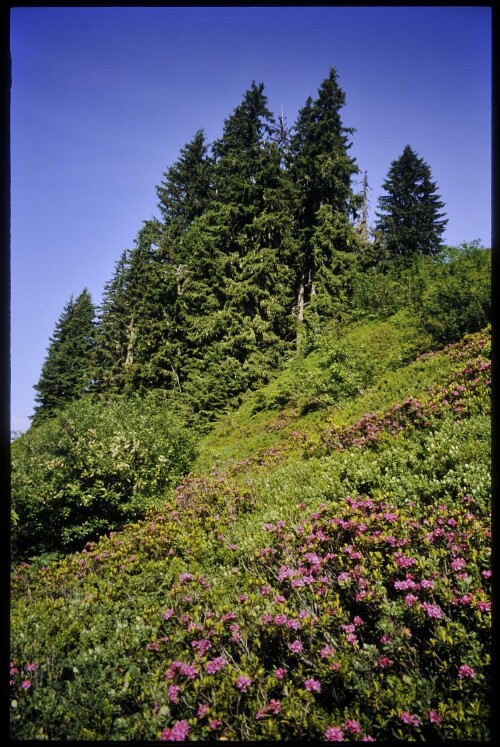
[321,644,336,659]
[458,664,476,679]
[324,725,344,741]
[167,685,180,703]
[304,678,321,693]
[236,675,252,692]
[400,711,420,727]
[421,602,444,619]
[166,661,198,680]
[191,638,211,656]
[205,656,226,674]
[452,557,467,572]
[378,656,393,668]
[255,699,281,719]
[197,703,208,718]
[160,720,189,741]
[394,553,417,568]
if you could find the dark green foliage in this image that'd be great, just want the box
[289,67,361,335]
[94,220,183,395]
[11,393,197,561]
[375,145,448,265]
[32,289,96,425]
[417,242,491,345]
[170,83,299,413]
[156,129,213,242]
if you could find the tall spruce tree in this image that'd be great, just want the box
[156,129,213,244]
[93,220,182,396]
[176,83,298,416]
[289,67,361,340]
[375,145,448,264]
[32,289,96,425]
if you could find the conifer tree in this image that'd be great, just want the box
[32,289,96,424]
[176,83,298,415]
[94,220,181,396]
[156,129,213,243]
[375,145,448,264]
[289,67,361,338]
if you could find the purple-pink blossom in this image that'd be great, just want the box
[325,725,344,741]
[160,720,190,741]
[274,613,287,626]
[268,699,281,714]
[167,685,180,703]
[321,644,336,658]
[451,557,466,572]
[421,602,444,619]
[344,720,360,733]
[395,554,417,568]
[405,593,419,607]
[289,639,303,653]
[304,678,321,692]
[274,667,286,679]
[236,675,252,692]
[400,711,420,727]
[429,710,442,725]
[378,656,393,668]
[458,664,476,679]
[191,638,212,656]
[205,657,226,674]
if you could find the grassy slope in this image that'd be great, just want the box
[10,315,491,741]
[194,310,465,474]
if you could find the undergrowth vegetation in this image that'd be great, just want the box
[10,325,491,741]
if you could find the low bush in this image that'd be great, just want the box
[11,393,197,561]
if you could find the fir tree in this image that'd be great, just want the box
[94,220,182,396]
[175,83,298,415]
[156,129,213,243]
[375,144,448,264]
[32,289,96,424]
[289,67,361,339]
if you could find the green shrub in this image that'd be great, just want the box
[11,393,197,561]
[417,242,491,346]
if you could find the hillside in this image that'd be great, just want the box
[10,317,491,741]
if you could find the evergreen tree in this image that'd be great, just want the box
[156,129,213,243]
[176,83,298,416]
[375,145,448,265]
[93,220,182,396]
[32,289,96,424]
[289,67,361,338]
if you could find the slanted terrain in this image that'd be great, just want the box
[10,318,491,741]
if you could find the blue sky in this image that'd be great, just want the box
[10,6,491,434]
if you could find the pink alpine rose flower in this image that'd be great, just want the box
[325,725,344,741]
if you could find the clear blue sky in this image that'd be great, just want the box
[10,6,491,435]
